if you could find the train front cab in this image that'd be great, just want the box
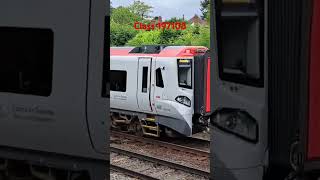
[0,0,108,179]
[210,0,267,179]
[156,47,212,137]
[211,0,320,180]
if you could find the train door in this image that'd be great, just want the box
[137,57,153,112]
[211,1,267,180]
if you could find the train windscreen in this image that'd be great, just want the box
[177,59,192,89]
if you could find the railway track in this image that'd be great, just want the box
[111,164,159,180]
[111,130,210,157]
[110,130,210,179]
[111,146,210,179]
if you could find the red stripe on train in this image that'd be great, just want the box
[110,46,208,57]
[205,57,211,113]
[308,0,320,159]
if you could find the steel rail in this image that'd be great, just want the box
[110,164,160,180]
[111,130,210,158]
[110,146,210,178]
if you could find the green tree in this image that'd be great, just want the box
[110,3,210,48]
[165,17,187,23]
[111,6,142,25]
[110,1,114,14]
[175,25,210,47]
[126,23,210,48]
[192,25,210,47]
[128,0,153,19]
[200,0,210,19]
[110,7,142,46]
[110,21,138,46]
[159,29,181,44]
[126,30,161,46]
[158,18,188,44]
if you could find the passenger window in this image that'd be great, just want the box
[156,68,164,88]
[110,70,127,92]
[142,67,148,93]
[0,27,54,96]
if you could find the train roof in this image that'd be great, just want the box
[110,45,208,58]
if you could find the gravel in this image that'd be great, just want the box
[192,131,211,141]
[111,152,208,180]
[110,170,139,180]
[111,139,210,172]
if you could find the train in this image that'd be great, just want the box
[210,0,320,179]
[0,0,108,179]
[110,45,211,137]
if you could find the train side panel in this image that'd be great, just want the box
[0,0,105,160]
[86,0,109,155]
[0,0,107,179]
[110,56,140,112]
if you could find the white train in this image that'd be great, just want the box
[110,45,211,137]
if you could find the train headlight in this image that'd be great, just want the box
[212,109,258,143]
[175,96,191,107]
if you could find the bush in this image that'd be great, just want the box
[175,25,210,47]
[110,7,142,46]
[191,25,210,48]
[110,21,138,46]
[126,30,161,46]
[111,7,142,25]
[110,7,210,48]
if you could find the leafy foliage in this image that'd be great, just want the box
[110,21,138,46]
[110,1,210,48]
[110,7,142,46]
[175,24,210,47]
[127,30,161,46]
[127,24,210,47]
[200,0,210,19]
[111,7,142,25]
[128,0,153,18]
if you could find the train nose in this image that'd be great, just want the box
[210,124,265,180]
[181,112,193,136]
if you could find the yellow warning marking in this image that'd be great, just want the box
[142,125,158,131]
[145,118,156,122]
[179,59,190,63]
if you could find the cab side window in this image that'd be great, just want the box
[156,68,164,88]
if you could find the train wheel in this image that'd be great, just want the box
[132,120,143,137]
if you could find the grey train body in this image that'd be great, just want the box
[110,46,210,137]
[0,0,108,179]
[211,0,320,180]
